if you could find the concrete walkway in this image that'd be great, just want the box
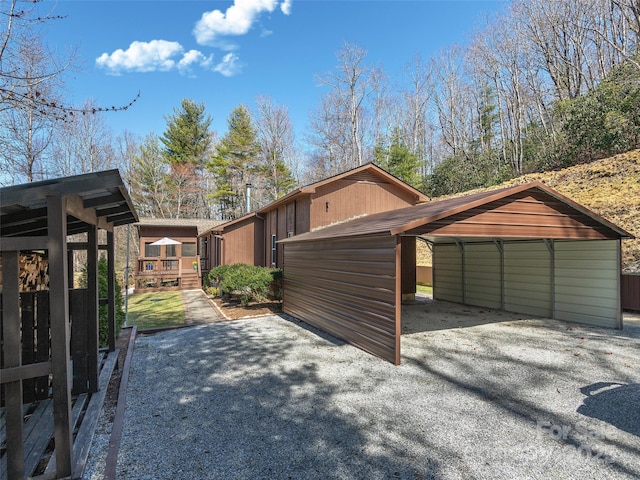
[181,289,225,324]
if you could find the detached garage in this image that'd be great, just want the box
[280,181,633,365]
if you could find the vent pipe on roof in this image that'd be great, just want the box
[246,183,252,213]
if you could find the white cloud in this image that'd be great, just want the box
[96,40,214,75]
[281,0,293,15]
[178,50,215,75]
[214,53,244,77]
[194,0,289,46]
[96,40,183,73]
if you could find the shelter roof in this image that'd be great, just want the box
[279,181,633,243]
[0,169,138,236]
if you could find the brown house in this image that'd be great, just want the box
[200,163,429,275]
[135,218,223,292]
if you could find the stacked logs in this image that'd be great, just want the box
[0,252,50,292]
[19,252,49,292]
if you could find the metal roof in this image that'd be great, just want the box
[279,181,633,243]
[0,169,139,237]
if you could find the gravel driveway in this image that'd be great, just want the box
[94,300,639,479]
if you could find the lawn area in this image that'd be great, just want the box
[416,284,433,295]
[126,291,186,329]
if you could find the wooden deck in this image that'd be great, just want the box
[0,350,118,479]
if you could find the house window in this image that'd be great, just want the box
[166,244,177,257]
[145,243,160,257]
[182,242,196,256]
[271,235,277,265]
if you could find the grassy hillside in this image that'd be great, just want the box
[417,149,640,272]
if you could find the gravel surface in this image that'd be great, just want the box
[85,301,640,480]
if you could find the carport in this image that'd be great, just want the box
[280,181,633,365]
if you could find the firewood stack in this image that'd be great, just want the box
[0,252,50,293]
[19,252,49,292]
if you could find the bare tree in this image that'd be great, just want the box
[0,34,60,184]
[254,96,297,203]
[315,42,372,169]
[0,0,137,135]
[50,100,116,177]
[398,54,434,175]
[306,91,350,176]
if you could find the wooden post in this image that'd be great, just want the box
[394,236,402,366]
[87,224,99,393]
[107,230,116,352]
[71,289,88,394]
[3,250,25,479]
[35,291,51,400]
[21,292,36,403]
[47,195,73,479]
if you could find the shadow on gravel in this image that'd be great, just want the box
[578,382,640,437]
[401,297,522,334]
[120,319,443,479]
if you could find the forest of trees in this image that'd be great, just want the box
[1,0,639,220]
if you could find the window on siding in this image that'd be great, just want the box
[182,242,196,256]
[145,243,160,257]
[271,235,277,265]
[166,244,177,257]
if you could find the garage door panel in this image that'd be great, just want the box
[503,241,552,317]
[554,240,619,328]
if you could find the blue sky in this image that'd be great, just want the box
[46,0,503,142]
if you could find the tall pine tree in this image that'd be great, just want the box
[159,99,215,217]
[208,105,261,219]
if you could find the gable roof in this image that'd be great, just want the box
[256,162,429,213]
[200,163,429,237]
[279,181,633,243]
[0,169,138,236]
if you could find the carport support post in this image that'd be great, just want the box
[545,240,556,319]
[394,235,402,365]
[48,195,74,479]
[494,239,505,310]
[456,240,466,304]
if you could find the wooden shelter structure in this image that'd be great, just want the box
[0,170,138,479]
[280,181,634,365]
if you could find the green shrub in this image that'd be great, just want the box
[209,263,282,306]
[80,257,125,347]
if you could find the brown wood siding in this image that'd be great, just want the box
[295,196,311,234]
[222,218,261,265]
[282,234,399,364]
[401,236,416,295]
[410,192,619,240]
[277,205,287,267]
[622,274,640,311]
[309,179,417,230]
[138,225,196,238]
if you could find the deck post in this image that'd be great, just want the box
[48,195,74,479]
